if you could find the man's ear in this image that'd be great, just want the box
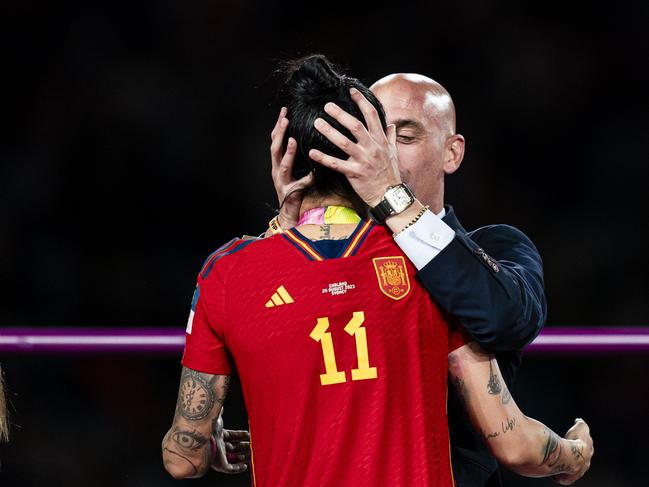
[442,134,465,175]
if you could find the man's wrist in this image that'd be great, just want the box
[367,190,388,209]
[565,438,586,472]
[385,200,426,234]
[366,178,403,208]
[369,183,415,224]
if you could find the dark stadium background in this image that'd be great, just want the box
[1,1,648,485]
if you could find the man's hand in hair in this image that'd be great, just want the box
[308,88,401,208]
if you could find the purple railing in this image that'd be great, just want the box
[1,327,648,354]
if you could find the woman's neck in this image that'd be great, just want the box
[298,194,355,216]
[296,194,362,241]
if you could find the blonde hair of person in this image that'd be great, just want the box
[0,367,8,442]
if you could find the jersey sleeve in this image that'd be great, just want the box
[448,317,472,353]
[181,263,234,375]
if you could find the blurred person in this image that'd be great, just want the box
[162,55,592,486]
[0,367,8,443]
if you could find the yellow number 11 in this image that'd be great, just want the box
[309,311,378,386]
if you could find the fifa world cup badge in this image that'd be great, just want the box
[372,256,411,300]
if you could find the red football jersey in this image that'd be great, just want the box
[183,220,467,487]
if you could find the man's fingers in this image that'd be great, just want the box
[350,87,383,138]
[565,418,590,439]
[314,118,360,158]
[323,102,371,146]
[223,429,250,442]
[309,149,356,176]
[386,124,396,147]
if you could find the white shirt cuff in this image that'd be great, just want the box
[393,209,456,270]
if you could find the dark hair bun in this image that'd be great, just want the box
[276,53,387,201]
[284,54,344,101]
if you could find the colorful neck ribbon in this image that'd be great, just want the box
[297,206,361,226]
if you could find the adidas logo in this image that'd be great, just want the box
[265,285,294,308]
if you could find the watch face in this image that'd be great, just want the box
[386,186,413,212]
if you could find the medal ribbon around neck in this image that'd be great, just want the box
[297,206,361,226]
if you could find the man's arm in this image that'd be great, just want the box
[162,367,231,479]
[414,221,546,351]
[448,343,593,484]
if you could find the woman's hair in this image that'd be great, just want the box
[280,54,387,202]
[0,367,8,442]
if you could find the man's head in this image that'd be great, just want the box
[370,74,465,211]
[281,55,387,202]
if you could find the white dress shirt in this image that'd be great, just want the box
[393,208,456,270]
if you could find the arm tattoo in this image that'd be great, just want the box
[501,386,512,404]
[487,360,502,395]
[172,429,209,452]
[483,430,500,440]
[177,369,217,420]
[483,416,517,442]
[176,369,230,421]
[540,427,562,467]
[219,375,231,405]
[501,416,517,433]
[571,443,584,460]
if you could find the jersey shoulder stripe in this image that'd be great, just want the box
[341,219,373,257]
[199,238,240,274]
[200,238,258,279]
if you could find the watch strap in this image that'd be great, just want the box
[369,184,415,224]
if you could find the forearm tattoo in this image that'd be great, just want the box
[487,360,502,395]
[164,369,231,476]
[571,442,584,461]
[176,369,229,421]
[172,429,209,451]
[540,427,562,467]
[486,359,512,404]
[501,386,512,404]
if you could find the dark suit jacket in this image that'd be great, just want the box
[416,206,547,487]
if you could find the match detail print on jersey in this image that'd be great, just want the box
[309,311,378,386]
[372,256,411,300]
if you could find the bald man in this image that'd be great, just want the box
[264,73,547,487]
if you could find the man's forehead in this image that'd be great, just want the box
[372,77,454,129]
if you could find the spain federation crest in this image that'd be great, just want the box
[372,256,411,300]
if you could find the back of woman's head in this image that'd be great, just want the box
[280,54,387,202]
